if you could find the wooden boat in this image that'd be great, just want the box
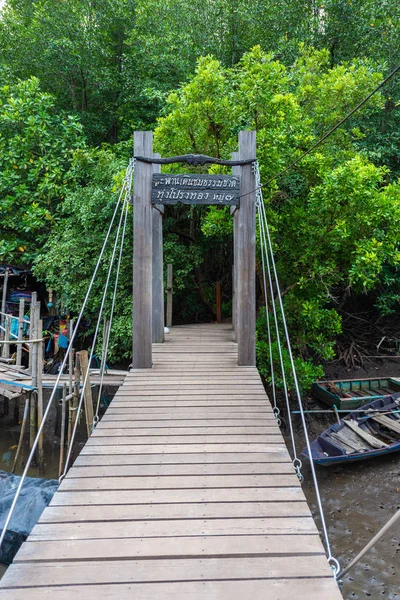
[303,394,400,466]
[312,377,400,411]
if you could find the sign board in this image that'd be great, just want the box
[151,174,240,206]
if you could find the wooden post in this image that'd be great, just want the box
[166,263,173,328]
[231,152,240,342]
[2,315,10,359]
[37,315,44,474]
[28,292,37,375]
[29,297,39,450]
[68,319,74,395]
[216,282,222,324]
[152,154,165,343]
[78,350,94,436]
[58,383,67,478]
[68,354,80,450]
[16,299,25,367]
[1,267,9,340]
[237,131,256,365]
[132,131,153,368]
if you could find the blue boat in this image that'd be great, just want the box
[303,394,400,466]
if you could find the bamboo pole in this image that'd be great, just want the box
[37,315,44,474]
[58,383,67,478]
[166,263,173,328]
[16,299,25,367]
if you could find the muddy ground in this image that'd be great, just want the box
[281,356,400,600]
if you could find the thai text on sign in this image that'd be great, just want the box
[151,174,240,206]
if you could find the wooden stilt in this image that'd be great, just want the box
[78,350,94,437]
[59,383,67,478]
[166,264,173,328]
[16,299,25,368]
[37,315,44,474]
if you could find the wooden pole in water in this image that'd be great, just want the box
[29,296,38,450]
[11,393,30,474]
[237,131,256,366]
[28,292,37,375]
[58,383,67,478]
[68,319,74,395]
[37,315,44,474]
[166,264,173,328]
[68,352,80,450]
[132,131,153,368]
[16,299,25,368]
[2,315,10,359]
[1,267,9,340]
[152,153,165,343]
[78,350,94,437]
[216,282,222,324]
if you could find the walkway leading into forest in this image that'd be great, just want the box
[0,323,342,599]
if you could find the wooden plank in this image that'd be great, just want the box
[39,500,311,523]
[82,443,286,453]
[87,434,283,445]
[99,418,277,426]
[73,451,289,467]
[50,487,302,506]
[133,131,153,368]
[94,426,278,434]
[59,474,299,491]
[344,419,388,448]
[30,516,315,541]
[0,555,333,587]
[15,533,324,562]
[65,462,295,478]
[0,579,343,600]
[371,413,400,435]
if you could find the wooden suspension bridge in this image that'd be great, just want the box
[0,132,342,598]
[0,323,342,599]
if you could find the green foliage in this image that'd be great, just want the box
[0,76,85,263]
[256,314,324,392]
[34,145,133,362]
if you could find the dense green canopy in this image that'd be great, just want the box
[0,0,399,380]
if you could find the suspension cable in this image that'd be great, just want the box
[239,61,400,201]
[257,187,302,480]
[60,168,133,480]
[254,161,340,577]
[257,196,279,426]
[0,161,133,551]
[94,179,131,425]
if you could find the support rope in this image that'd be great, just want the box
[254,161,340,577]
[0,159,134,551]
[60,164,133,480]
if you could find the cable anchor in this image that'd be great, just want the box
[292,457,303,483]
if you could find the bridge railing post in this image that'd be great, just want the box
[236,131,256,366]
[152,154,165,343]
[133,131,153,368]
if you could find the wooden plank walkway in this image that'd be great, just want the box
[0,323,342,599]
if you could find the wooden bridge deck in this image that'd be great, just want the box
[0,323,342,599]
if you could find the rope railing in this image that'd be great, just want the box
[254,160,340,577]
[0,159,134,551]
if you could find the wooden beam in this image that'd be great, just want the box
[237,132,256,366]
[166,264,173,328]
[133,132,153,368]
[152,154,165,343]
[232,152,239,341]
